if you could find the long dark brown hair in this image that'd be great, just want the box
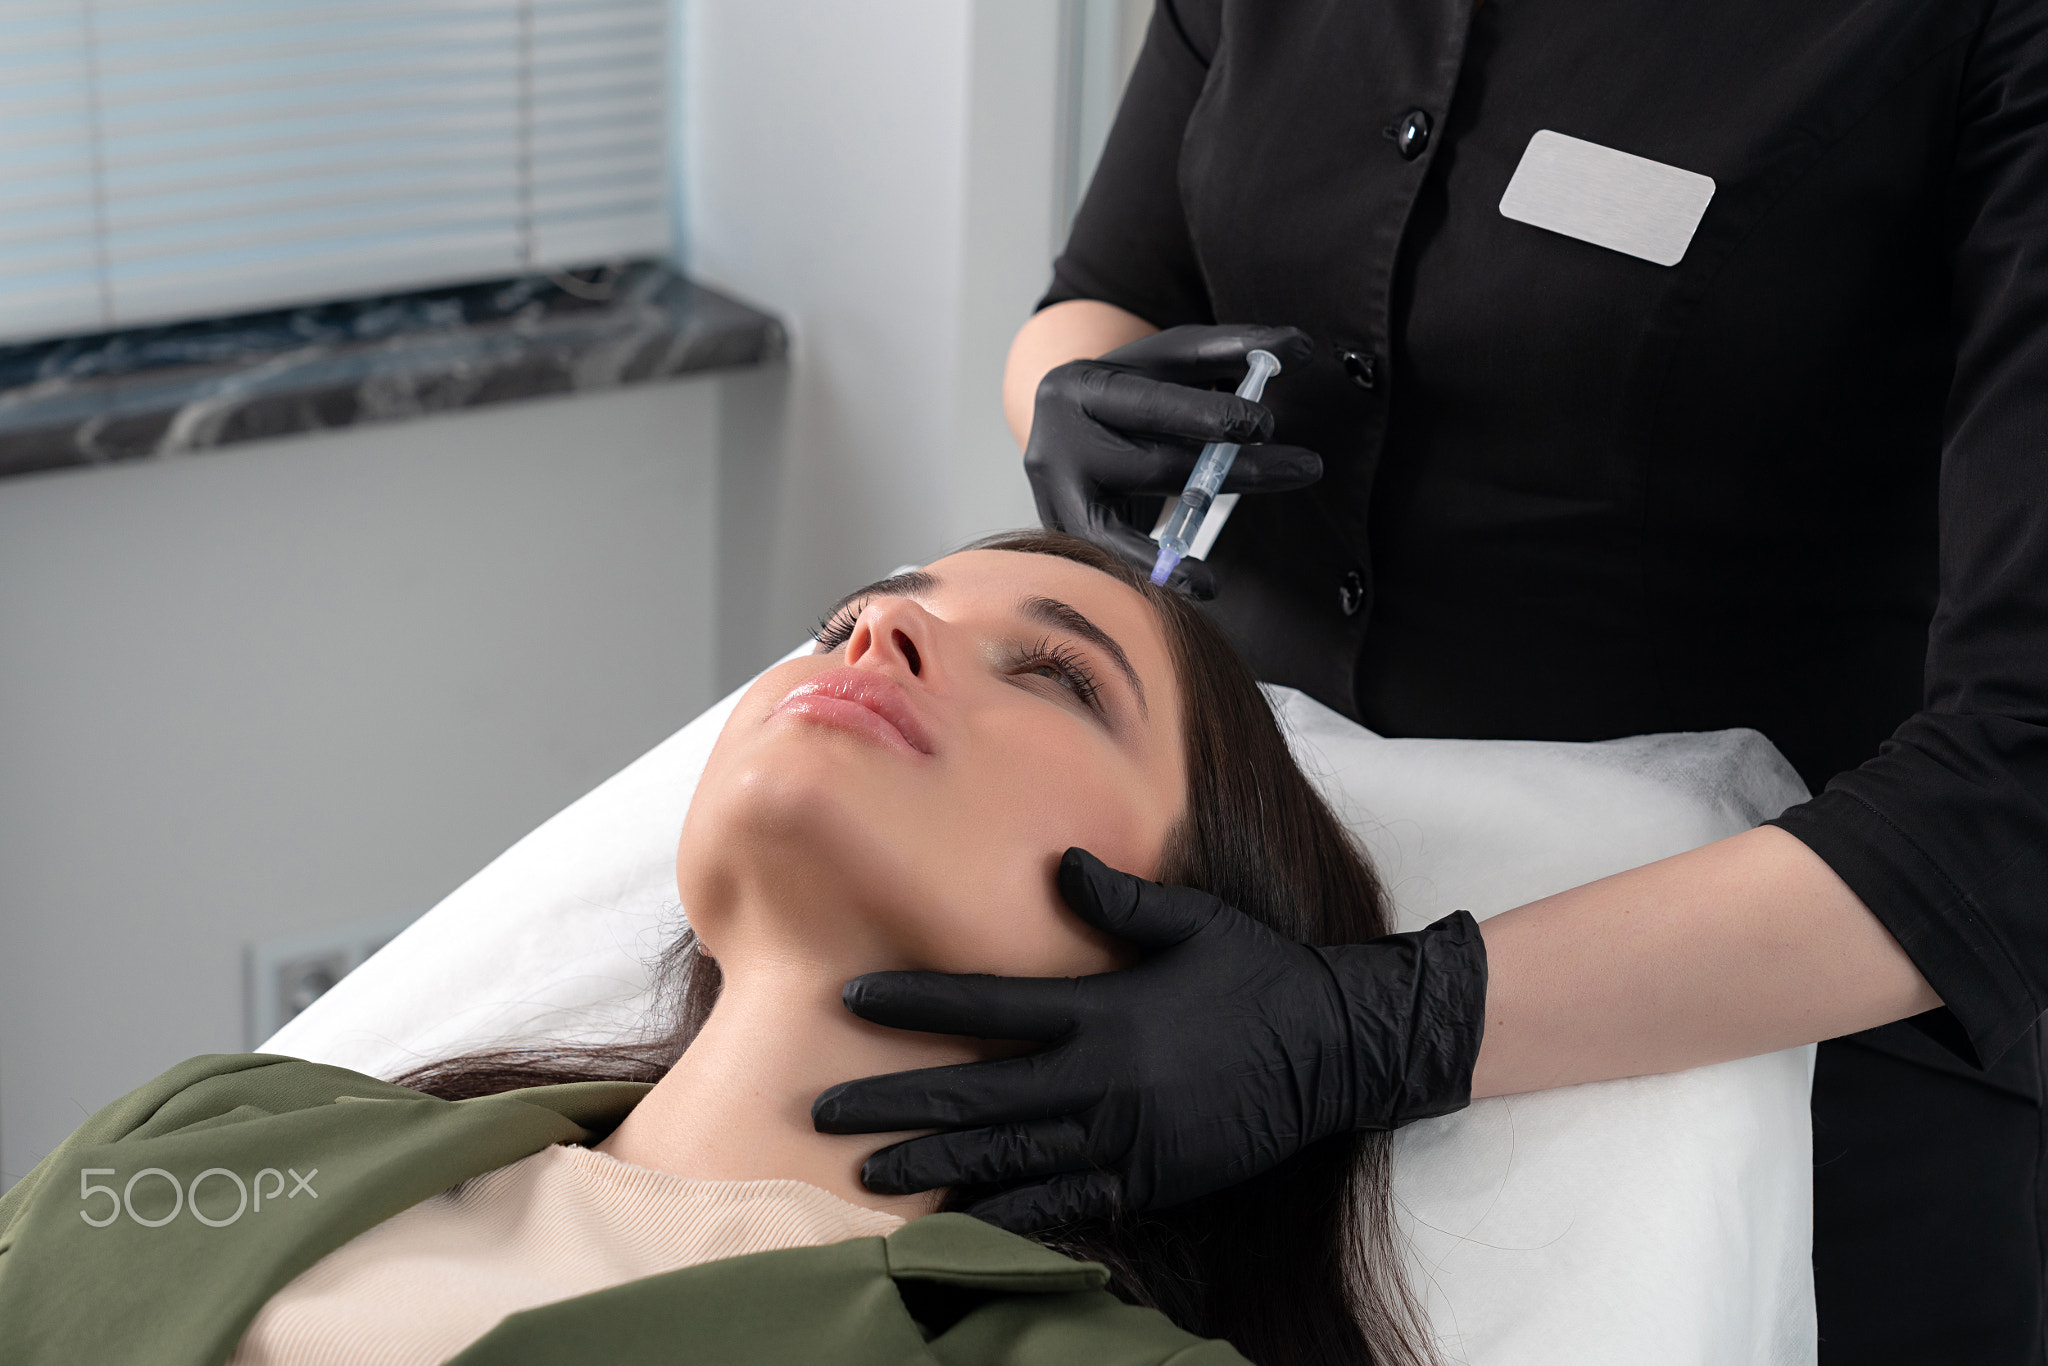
[393,530,1432,1366]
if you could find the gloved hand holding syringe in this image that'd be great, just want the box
[1148,349,1284,585]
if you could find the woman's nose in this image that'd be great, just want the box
[845,597,938,681]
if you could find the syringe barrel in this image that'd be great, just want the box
[1154,349,1281,566]
[1186,440,1241,500]
[1157,485,1213,554]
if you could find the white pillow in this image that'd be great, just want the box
[1265,691,1816,1366]
[264,663,1816,1366]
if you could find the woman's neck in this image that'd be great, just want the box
[592,953,984,1220]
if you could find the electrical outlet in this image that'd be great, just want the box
[276,950,350,1020]
[245,911,419,1050]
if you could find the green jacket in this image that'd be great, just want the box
[0,1054,1246,1366]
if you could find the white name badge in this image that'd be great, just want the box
[1499,130,1715,267]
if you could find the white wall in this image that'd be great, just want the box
[0,380,724,1188]
[2,0,1135,1189]
[681,0,1062,685]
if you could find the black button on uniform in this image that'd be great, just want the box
[1339,570,1366,617]
[1338,349,1377,391]
[1392,108,1432,160]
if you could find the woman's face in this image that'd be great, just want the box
[676,549,1186,980]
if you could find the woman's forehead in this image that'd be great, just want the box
[927,549,1161,638]
[926,548,1178,712]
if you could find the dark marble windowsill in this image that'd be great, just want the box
[0,261,786,481]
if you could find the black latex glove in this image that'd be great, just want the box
[1025,324,1322,599]
[812,848,1488,1233]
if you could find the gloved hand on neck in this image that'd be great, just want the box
[812,847,1489,1232]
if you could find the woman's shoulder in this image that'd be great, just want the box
[0,1054,653,1366]
[0,1054,377,1227]
[2,1052,649,1217]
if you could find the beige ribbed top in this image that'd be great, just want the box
[228,1143,907,1366]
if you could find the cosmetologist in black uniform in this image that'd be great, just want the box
[815,3,2048,1360]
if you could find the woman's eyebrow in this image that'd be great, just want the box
[821,569,939,622]
[1019,595,1147,715]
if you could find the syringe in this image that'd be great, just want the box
[1150,349,1282,586]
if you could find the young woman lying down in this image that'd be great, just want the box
[0,531,1439,1366]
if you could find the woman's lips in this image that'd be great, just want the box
[771,667,936,756]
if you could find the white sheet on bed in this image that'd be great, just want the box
[263,662,1817,1366]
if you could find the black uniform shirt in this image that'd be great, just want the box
[1043,0,2048,1069]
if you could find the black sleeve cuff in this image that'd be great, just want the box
[1032,0,1218,328]
[1768,784,2037,1069]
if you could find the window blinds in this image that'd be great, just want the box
[0,0,669,346]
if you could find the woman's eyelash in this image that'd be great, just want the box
[813,600,864,650]
[1015,636,1103,712]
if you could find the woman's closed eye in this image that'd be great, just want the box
[1009,637,1104,714]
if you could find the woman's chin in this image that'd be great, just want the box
[678,770,921,916]
[707,752,914,854]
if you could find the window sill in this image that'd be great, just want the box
[0,261,785,481]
